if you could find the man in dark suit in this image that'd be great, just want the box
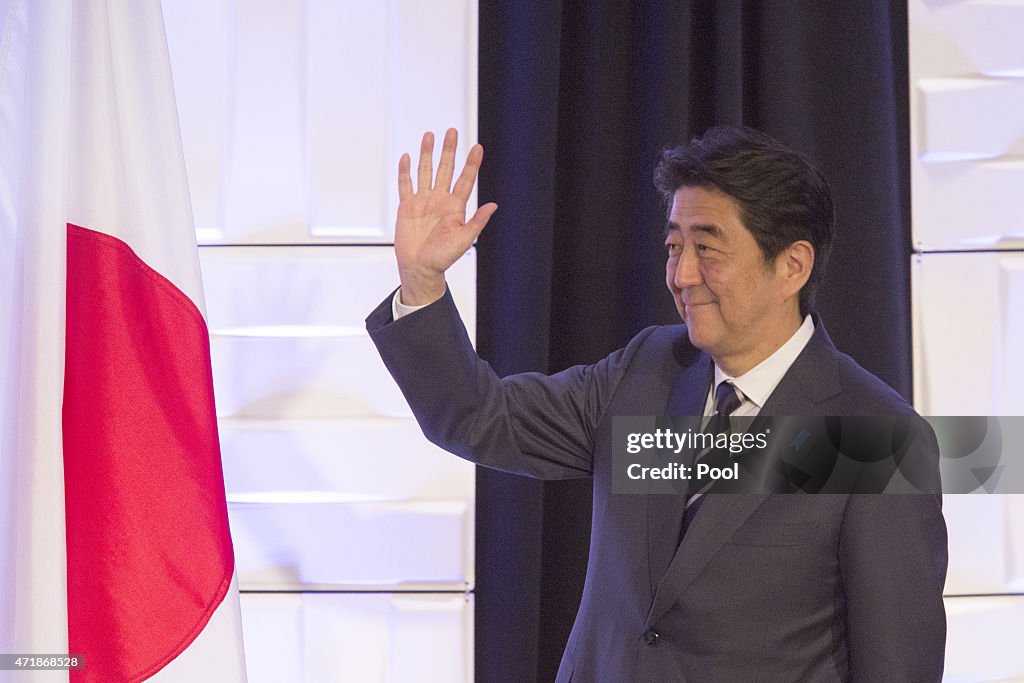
[367,126,947,681]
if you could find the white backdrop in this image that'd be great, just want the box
[910,0,1024,680]
[163,1,479,680]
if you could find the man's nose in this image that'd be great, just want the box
[673,247,702,289]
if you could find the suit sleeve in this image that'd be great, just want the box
[840,492,948,682]
[366,288,654,480]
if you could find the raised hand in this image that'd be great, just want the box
[395,129,498,306]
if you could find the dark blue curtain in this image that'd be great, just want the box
[475,2,910,680]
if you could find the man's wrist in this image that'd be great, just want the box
[397,269,447,306]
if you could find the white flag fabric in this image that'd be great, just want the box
[0,1,247,681]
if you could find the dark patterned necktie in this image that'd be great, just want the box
[705,381,742,436]
[679,381,742,540]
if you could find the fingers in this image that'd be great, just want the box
[398,153,412,200]
[464,201,498,240]
[407,130,483,200]
[435,128,458,192]
[452,143,484,202]
[417,131,434,193]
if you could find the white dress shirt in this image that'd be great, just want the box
[704,314,815,417]
[392,289,432,320]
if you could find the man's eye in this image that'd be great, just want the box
[696,243,711,253]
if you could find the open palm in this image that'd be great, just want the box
[395,129,498,306]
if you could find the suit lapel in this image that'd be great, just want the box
[645,344,711,595]
[644,318,843,628]
[645,494,769,629]
[760,317,842,415]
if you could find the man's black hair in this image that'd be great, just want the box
[654,125,835,317]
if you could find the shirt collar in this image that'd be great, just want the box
[714,315,815,409]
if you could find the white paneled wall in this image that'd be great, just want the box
[945,597,1024,682]
[240,593,472,683]
[202,248,475,420]
[164,1,478,680]
[910,0,1024,251]
[910,1,1024,680]
[913,253,1024,416]
[164,0,477,245]
[943,495,1024,595]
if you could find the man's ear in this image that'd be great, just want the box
[778,240,814,299]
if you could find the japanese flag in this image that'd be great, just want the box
[0,1,247,680]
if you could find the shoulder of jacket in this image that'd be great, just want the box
[829,350,917,416]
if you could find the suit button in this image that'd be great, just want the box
[642,629,659,646]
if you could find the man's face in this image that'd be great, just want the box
[664,186,798,370]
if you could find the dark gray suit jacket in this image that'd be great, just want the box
[367,289,947,682]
